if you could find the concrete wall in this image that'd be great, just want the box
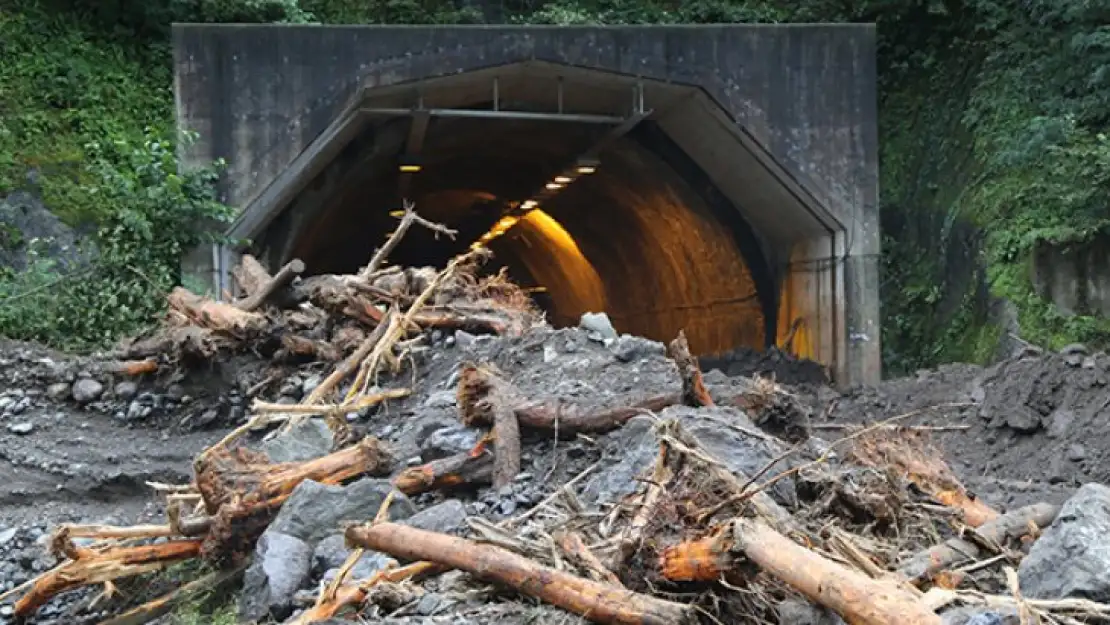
[172,23,880,384]
[1033,236,1110,318]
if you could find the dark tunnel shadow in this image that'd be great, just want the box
[261,116,776,355]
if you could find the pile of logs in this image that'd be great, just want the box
[5,206,1102,625]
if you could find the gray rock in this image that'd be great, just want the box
[423,390,456,409]
[301,375,322,397]
[269,478,415,544]
[454,330,477,349]
[579,312,618,340]
[940,606,1020,625]
[259,418,333,463]
[0,528,17,545]
[6,422,33,435]
[314,535,394,578]
[1046,408,1076,438]
[1067,443,1087,462]
[1060,343,1089,356]
[1019,483,1110,602]
[583,406,799,507]
[611,335,665,362]
[776,598,846,624]
[421,424,480,461]
[1004,405,1042,433]
[45,382,70,401]
[404,500,467,534]
[113,381,138,400]
[71,378,103,404]
[239,532,313,622]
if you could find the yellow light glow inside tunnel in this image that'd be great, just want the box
[517,209,607,319]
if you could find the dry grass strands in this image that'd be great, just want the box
[346,522,700,625]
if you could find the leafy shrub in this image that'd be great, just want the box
[0,131,234,351]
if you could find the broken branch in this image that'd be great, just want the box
[236,258,305,312]
[347,522,699,625]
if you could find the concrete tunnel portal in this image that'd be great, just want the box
[172,25,882,385]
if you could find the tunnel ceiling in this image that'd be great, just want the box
[232,61,843,355]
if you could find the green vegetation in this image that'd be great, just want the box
[1,0,1108,370]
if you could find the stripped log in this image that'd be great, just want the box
[347,523,699,625]
[236,258,305,311]
[667,330,714,408]
[898,502,1059,584]
[392,436,494,495]
[231,254,272,298]
[167,287,265,335]
[660,518,942,625]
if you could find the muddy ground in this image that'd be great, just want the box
[0,328,1107,623]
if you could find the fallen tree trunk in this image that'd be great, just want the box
[167,287,265,335]
[659,518,942,625]
[898,502,1059,584]
[346,523,699,625]
[392,437,495,495]
[15,541,202,618]
[236,258,305,312]
[456,364,521,487]
[291,561,444,624]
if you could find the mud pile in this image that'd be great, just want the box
[2,212,1110,625]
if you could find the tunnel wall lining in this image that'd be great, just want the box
[172,23,880,385]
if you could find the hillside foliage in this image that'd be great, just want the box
[0,0,1108,369]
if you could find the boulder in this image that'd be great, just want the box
[578,312,618,341]
[239,532,312,622]
[1018,482,1110,602]
[259,418,334,463]
[776,598,846,625]
[268,478,415,545]
[404,499,467,534]
[71,378,103,404]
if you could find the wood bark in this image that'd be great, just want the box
[236,258,305,311]
[101,359,158,376]
[280,334,340,362]
[167,287,265,335]
[231,254,272,298]
[195,437,392,566]
[14,541,202,618]
[556,530,624,587]
[456,364,521,487]
[660,518,943,625]
[302,308,392,405]
[898,502,1058,584]
[392,438,495,495]
[667,330,714,407]
[346,523,699,625]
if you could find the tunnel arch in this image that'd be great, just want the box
[255,114,774,354]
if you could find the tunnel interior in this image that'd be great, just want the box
[247,64,837,358]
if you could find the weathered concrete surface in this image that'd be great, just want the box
[172,24,880,385]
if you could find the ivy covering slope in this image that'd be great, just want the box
[0,0,1108,371]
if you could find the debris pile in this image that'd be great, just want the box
[4,208,1110,625]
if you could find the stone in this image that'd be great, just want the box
[1004,405,1042,433]
[0,528,17,545]
[1018,483,1110,602]
[238,531,313,623]
[113,381,138,400]
[1060,343,1089,356]
[940,606,1020,625]
[403,499,467,534]
[1066,443,1087,462]
[775,598,846,625]
[1046,408,1076,439]
[268,478,415,544]
[423,390,456,409]
[454,330,477,349]
[71,378,103,404]
[45,382,70,401]
[259,418,333,463]
[6,422,33,435]
[313,535,394,577]
[420,424,480,460]
[578,312,618,340]
[611,335,664,363]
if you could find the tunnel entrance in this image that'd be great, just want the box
[232,62,822,358]
[174,25,882,385]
